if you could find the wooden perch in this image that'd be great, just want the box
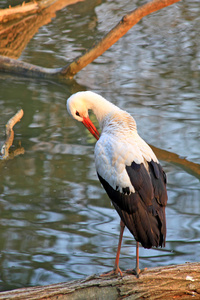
[0,0,181,79]
[1,109,24,159]
[0,262,199,299]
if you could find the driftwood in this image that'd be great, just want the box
[0,109,24,160]
[0,262,199,299]
[0,0,181,79]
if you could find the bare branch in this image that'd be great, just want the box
[0,55,62,78]
[0,0,181,79]
[150,144,200,180]
[1,109,24,159]
[0,0,80,23]
[0,0,83,59]
[61,0,181,78]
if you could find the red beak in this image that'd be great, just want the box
[82,116,100,140]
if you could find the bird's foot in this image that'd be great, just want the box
[125,267,147,278]
[100,267,123,277]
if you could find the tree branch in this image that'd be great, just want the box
[0,0,78,23]
[0,0,181,79]
[0,0,83,60]
[1,109,24,159]
[61,0,181,78]
[150,144,200,180]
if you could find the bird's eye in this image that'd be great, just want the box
[75,111,80,117]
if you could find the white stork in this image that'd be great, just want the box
[67,91,167,277]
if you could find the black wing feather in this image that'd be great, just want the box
[97,160,167,249]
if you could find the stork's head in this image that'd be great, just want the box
[67,91,100,140]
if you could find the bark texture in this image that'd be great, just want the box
[0,0,82,59]
[0,263,199,299]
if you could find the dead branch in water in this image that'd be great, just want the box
[0,262,199,299]
[1,109,24,159]
[0,0,181,79]
[61,0,181,78]
[150,144,200,180]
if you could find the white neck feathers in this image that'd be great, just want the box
[79,91,137,133]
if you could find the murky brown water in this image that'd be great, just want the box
[0,0,199,292]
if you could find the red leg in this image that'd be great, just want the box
[135,241,140,278]
[100,220,125,277]
[126,241,143,278]
[113,220,125,275]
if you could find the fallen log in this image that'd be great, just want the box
[0,262,199,299]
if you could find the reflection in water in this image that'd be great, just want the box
[0,0,200,293]
[0,0,85,59]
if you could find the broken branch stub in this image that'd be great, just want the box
[1,109,24,159]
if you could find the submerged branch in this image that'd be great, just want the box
[1,109,24,159]
[0,55,62,78]
[150,144,200,180]
[0,0,181,79]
